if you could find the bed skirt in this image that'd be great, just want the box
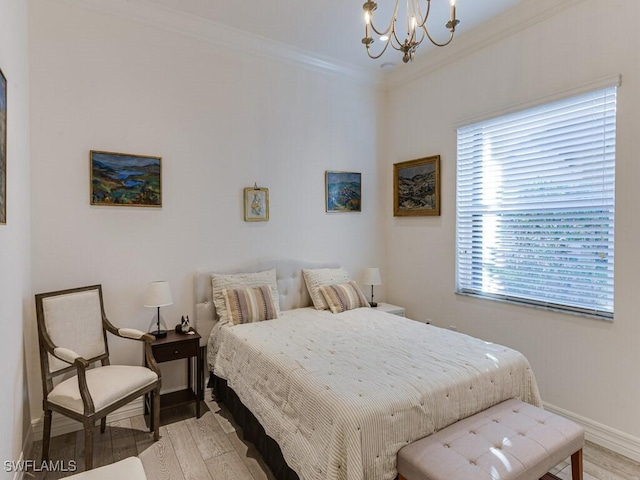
[211,373,300,480]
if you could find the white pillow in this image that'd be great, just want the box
[302,267,350,310]
[211,269,280,324]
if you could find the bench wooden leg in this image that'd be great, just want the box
[571,449,583,480]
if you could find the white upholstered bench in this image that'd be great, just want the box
[64,457,147,479]
[397,399,584,480]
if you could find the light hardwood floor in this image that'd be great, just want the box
[29,394,640,480]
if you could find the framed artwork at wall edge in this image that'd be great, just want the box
[394,155,441,216]
[244,185,269,221]
[90,150,162,207]
[0,68,6,225]
[325,171,362,213]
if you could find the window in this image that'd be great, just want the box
[456,85,617,320]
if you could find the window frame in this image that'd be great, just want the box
[455,78,619,321]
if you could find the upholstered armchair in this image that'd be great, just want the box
[35,285,161,471]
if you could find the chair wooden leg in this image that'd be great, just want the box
[100,417,106,433]
[42,409,52,462]
[84,421,94,471]
[152,388,160,441]
[398,475,407,480]
[571,449,583,480]
[149,391,155,433]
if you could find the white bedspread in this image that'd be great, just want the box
[209,307,542,480]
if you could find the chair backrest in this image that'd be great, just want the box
[35,285,109,384]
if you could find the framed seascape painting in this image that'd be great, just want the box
[325,171,361,213]
[394,155,440,216]
[0,68,6,224]
[244,186,269,221]
[90,150,162,207]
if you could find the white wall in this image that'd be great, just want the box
[385,0,640,457]
[25,0,640,462]
[27,0,383,426]
[0,0,31,473]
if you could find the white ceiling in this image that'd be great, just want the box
[142,0,528,73]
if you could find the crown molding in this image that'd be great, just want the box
[384,0,588,90]
[52,0,383,89]
[46,0,587,92]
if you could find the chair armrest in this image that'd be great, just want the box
[52,347,94,413]
[118,328,147,340]
[53,347,82,365]
[104,319,155,343]
[102,317,160,380]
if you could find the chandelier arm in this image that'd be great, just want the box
[391,29,405,49]
[415,0,431,29]
[414,0,452,46]
[422,26,455,47]
[413,28,426,47]
[368,0,399,38]
[365,38,394,59]
[369,20,394,37]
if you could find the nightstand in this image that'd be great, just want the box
[146,330,203,418]
[373,302,405,317]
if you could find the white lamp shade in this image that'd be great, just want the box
[362,267,382,286]
[144,281,173,307]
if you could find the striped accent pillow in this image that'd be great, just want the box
[222,285,278,326]
[318,281,370,314]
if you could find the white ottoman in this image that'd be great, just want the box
[64,457,147,480]
[397,399,584,480]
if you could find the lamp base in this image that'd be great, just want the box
[370,302,378,307]
[151,329,167,338]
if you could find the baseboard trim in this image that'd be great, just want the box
[11,451,24,480]
[30,400,145,440]
[544,402,640,463]
[10,422,34,480]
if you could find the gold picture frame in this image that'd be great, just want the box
[394,155,440,216]
[244,186,269,221]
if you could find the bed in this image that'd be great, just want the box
[194,259,542,480]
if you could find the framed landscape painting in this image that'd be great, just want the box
[394,155,440,216]
[90,150,162,207]
[325,171,361,213]
[0,68,6,224]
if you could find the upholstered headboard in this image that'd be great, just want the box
[194,259,338,346]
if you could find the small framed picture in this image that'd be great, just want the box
[325,171,361,213]
[90,150,162,207]
[394,155,440,216]
[244,186,269,221]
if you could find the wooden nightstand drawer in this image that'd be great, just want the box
[152,339,198,362]
[146,330,203,418]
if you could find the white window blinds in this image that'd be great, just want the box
[456,86,617,320]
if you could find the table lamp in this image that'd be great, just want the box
[362,267,382,307]
[144,281,173,338]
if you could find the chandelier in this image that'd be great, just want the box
[362,0,460,63]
